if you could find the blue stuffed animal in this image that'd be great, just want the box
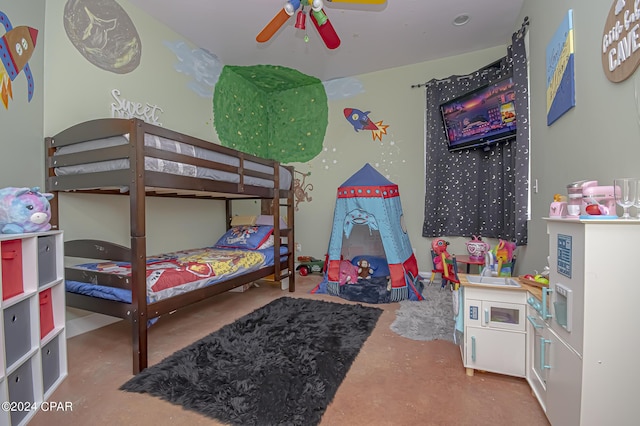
[0,187,54,234]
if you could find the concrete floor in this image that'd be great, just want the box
[30,275,549,426]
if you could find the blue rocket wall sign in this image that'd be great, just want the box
[0,11,38,108]
[343,107,389,141]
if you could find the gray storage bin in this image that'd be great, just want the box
[41,335,60,393]
[3,298,32,366]
[8,358,34,426]
[38,235,57,287]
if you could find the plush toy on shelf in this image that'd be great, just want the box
[0,187,54,234]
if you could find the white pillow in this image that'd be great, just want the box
[257,235,275,250]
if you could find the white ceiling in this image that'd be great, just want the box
[127,0,525,81]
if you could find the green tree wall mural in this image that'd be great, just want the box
[213,64,328,163]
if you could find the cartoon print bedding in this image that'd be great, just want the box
[66,245,286,304]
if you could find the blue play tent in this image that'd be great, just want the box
[315,163,423,302]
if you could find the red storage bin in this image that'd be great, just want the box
[39,288,54,339]
[2,239,24,300]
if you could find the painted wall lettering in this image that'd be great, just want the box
[110,89,163,125]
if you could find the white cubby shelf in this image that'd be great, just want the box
[0,231,67,426]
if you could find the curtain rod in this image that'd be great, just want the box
[410,16,529,89]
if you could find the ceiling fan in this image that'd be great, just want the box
[257,0,386,50]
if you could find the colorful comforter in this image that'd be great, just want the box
[66,245,286,304]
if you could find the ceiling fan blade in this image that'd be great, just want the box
[326,0,387,4]
[310,9,341,50]
[256,8,292,43]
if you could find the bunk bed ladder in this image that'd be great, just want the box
[287,170,296,292]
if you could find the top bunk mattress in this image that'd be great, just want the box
[53,133,292,190]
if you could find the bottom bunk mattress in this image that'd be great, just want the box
[66,245,288,304]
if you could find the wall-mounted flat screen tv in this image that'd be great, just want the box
[440,77,517,152]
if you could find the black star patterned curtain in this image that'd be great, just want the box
[422,20,529,245]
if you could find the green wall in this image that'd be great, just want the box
[43,0,228,253]
[516,0,640,274]
[290,47,509,273]
[0,0,45,188]
[7,0,625,277]
[37,0,510,268]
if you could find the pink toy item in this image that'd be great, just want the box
[338,260,359,285]
[466,235,490,261]
[0,187,54,234]
[431,238,453,276]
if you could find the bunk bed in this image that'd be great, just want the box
[45,118,295,373]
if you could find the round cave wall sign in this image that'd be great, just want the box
[602,0,640,82]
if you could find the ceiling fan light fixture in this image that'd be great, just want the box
[312,9,328,26]
[452,13,470,26]
[284,0,299,16]
[295,10,307,30]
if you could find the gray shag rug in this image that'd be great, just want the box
[120,297,382,426]
[390,286,456,342]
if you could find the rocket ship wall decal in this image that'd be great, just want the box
[0,11,38,108]
[343,107,389,141]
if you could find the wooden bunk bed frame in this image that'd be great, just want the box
[45,118,295,374]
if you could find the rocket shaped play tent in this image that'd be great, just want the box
[322,163,423,302]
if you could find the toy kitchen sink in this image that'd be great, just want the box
[465,275,521,287]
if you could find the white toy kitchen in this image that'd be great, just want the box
[458,218,640,426]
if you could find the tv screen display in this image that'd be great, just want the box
[440,77,517,152]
